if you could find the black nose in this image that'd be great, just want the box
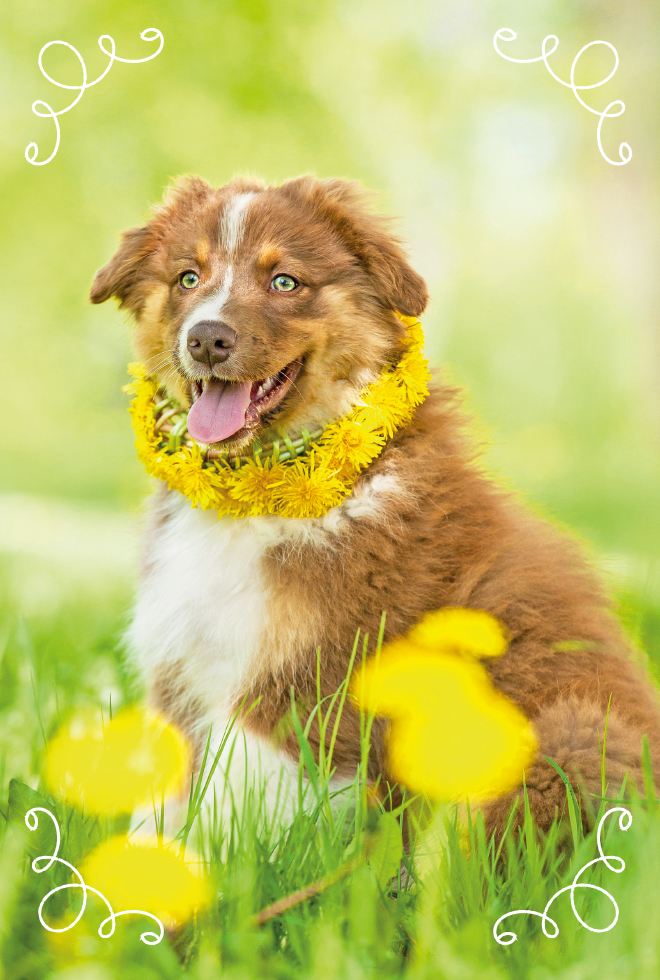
[187,320,237,366]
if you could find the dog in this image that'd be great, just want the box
[90,174,660,839]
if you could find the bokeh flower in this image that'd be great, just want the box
[352,608,537,801]
[408,607,510,658]
[44,707,191,814]
[80,836,212,927]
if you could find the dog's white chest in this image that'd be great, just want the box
[128,492,358,830]
[130,476,397,710]
[129,495,277,711]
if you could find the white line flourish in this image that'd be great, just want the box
[26,28,164,166]
[493,807,632,945]
[493,28,632,167]
[25,807,164,945]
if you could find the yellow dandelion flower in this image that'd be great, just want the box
[273,456,346,518]
[356,380,411,438]
[44,707,191,814]
[163,445,218,509]
[127,361,148,380]
[152,453,187,493]
[198,463,248,518]
[395,350,430,406]
[122,362,149,394]
[352,649,537,801]
[409,607,510,659]
[227,457,287,515]
[394,313,421,331]
[400,319,425,349]
[80,836,212,927]
[320,417,386,474]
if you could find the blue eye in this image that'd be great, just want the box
[271,274,298,292]
[180,271,200,289]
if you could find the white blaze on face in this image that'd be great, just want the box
[178,192,256,372]
[220,191,255,255]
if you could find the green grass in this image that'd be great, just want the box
[2,554,660,980]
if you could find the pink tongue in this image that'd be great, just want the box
[187,378,253,443]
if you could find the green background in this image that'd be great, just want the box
[1,0,658,642]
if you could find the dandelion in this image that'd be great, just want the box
[356,378,412,439]
[398,316,425,350]
[352,608,537,801]
[319,417,386,474]
[167,444,219,509]
[44,707,191,814]
[80,836,212,927]
[273,455,346,518]
[395,349,430,406]
[227,456,287,515]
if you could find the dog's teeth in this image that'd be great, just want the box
[256,385,264,399]
[263,377,276,393]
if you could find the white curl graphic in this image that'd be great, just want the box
[493,807,632,945]
[493,28,632,166]
[25,807,164,946]
[26,28,164,166]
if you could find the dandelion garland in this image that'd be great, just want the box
[126,314,430,519]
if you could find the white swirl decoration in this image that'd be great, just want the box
[25,807,164,945]
[493,807,632,945]
[26,29,164,166]
[493,28,632,167]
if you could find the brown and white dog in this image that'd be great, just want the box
[91,174,660,838]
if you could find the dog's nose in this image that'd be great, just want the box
[187,320,237,366]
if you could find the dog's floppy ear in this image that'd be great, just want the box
[90,175,216,311]
[359,220,428,317]
[284,177,428,317]
[89,224,157,310]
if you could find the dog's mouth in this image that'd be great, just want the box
[186,360,301,445]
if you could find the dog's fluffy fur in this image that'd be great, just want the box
[91,174,660,837]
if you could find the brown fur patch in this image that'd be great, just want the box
[256,243,282,269]
[150,661,205,766]
[195,239,210,265]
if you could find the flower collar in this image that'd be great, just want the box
[126,313,430,519]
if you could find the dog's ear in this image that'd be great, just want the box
[89,224,156,309]
[90,175,216,311]
[283,177,428,317]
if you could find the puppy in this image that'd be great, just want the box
[91,174,660,838]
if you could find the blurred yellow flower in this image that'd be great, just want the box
[81,836,212,927]
[44,707,191,814]
[352,608,536,801]
[409,607,510,658]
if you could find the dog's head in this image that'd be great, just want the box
[91,175,428,450]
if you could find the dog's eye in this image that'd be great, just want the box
[180,271,200,289]
[271,274,298,292]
